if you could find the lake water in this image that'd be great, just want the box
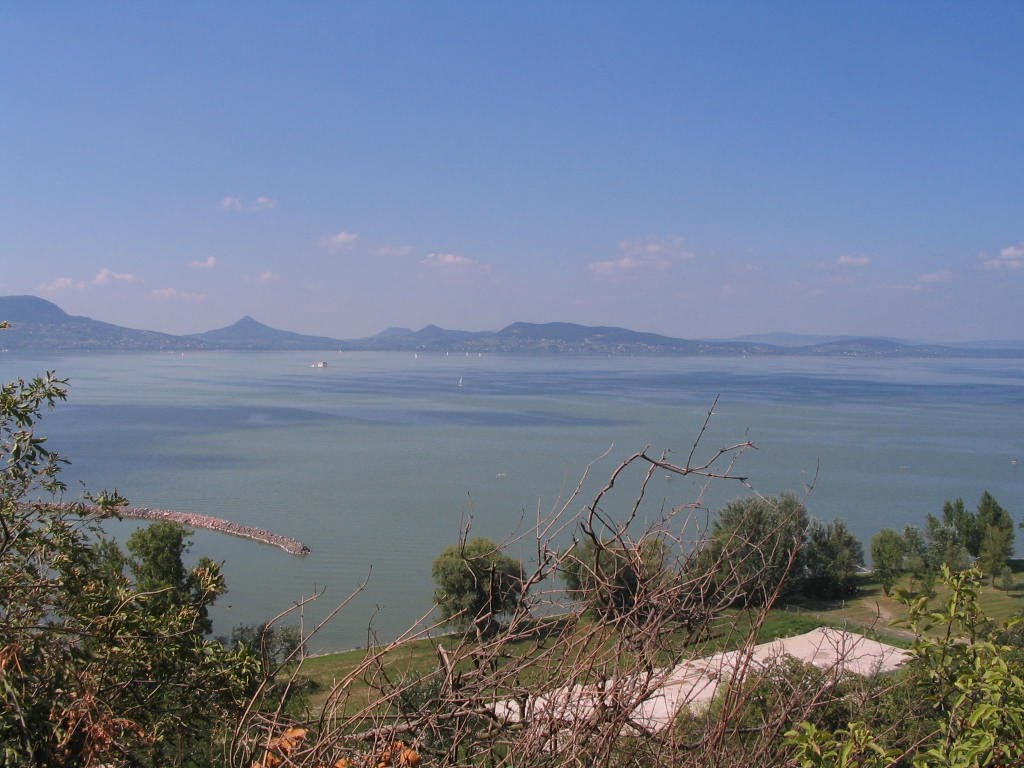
[3,350,1022,651]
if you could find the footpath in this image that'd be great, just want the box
[492,627,909,732]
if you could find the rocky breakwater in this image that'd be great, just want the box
[114,506,311,556]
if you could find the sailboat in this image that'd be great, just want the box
[457,376,463,388]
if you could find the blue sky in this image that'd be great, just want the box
[2,3,1022,341]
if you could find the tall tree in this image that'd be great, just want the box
[432,537,523,636]
[802,519,865,599]
[942,497,979,557]
[971,492,1014,584]
[127,520,219,635]
[978,524,1014,586]
[870,528,905,596]
[925,513,968,573]
[697,492,809,606]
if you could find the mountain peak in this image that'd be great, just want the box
[192,314,341,350]
[0,295,70,323]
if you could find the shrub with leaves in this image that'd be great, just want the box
[786,566,1024,767]
[431,537,524,636]
[0,360,260,766]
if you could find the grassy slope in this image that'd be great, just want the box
[295,567,1023,716]
[788,563,1024,641]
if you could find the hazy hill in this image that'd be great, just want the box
[0,296,342,352]
[726,332,871,347]
[3,295,1023,357]
[345,321,791,355]
[186,316,342,351]
[0,295,197,351]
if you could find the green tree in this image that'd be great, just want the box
[230,622,304,668]
[696,492,808,606]
[869,528,904,596]
[902,525,932,594]
[976,491,1012,535]
[802,519,864,599]
[432,537,523,635]
[787,567,1024,767]
[925,512,968,573]
[979,523,1014,586]
[976,491,1014,582]
[126,520,219,635]
[0,354,259,766]
[943,496,980,557]
[561,535,671,623]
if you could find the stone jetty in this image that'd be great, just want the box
[109,506,310,556]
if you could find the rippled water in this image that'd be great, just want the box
[3,350,1022,651]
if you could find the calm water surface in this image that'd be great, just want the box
[3,351,1022,651]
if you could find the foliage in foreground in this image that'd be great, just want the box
[0,368,272,766]
[787,566,1024,767]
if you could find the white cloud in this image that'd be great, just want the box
[1003,242,1024,258]
[588,235,693,278]
[318,231,360,252]
[375,244,414,257]
[92,268,135,286]
[421,252,486,271]
[188,256,218,270]
[588,255,645,277]
[221,196,243,211]
[918,269,955,284]
[251,196,277,211]
[981,242,1024,271]
[38,276,84,292]
[620,235,694,261]
[151,287,206,303]
[836,254,870,267]
[255,271,280,284]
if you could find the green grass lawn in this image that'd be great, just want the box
[293,568,1023,717]
[296,610,827,716]
[786,567,1024,645]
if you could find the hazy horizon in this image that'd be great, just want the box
[6,292,1024,348]
[3,5,1022,342]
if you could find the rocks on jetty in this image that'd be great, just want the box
[112,506,310,556]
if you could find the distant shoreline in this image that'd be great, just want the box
[4,295,1024,357]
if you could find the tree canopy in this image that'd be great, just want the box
[431,537,523,635]
[561,535,671,623]
[696,492,809,606]
[870,528,904,595]
[0,363,260,766]
[802,519,864,599]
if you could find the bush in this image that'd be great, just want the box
[561,535,671,624]
[801,519,864,599]
[431,537,523,635]
[695,492,809,606]
[0,366,261,767]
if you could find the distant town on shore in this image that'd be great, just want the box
[2,294,1023,357]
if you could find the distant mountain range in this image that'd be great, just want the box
[0,296,341,352]
[2,295,1022,357]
